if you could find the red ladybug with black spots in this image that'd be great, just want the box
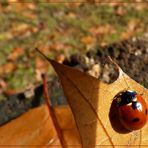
[116,90,147,131]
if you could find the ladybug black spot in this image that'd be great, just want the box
[132,118,140,123]
[146,109,147,115]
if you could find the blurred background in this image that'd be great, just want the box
[0,1,148,124]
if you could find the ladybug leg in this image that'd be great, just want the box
[140,87,146,96]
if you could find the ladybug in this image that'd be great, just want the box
[116,90,147,131]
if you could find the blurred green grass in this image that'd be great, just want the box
[0,2,147,90]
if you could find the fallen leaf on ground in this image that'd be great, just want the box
[89,24,116,36]
[50,43,65,51]
[11,23,38,38]
[67,12,77,18]
[55,54,65,63]
[35,57,49,72]
[127,20,139,32]
[35,57,49,81]
[0,105,81,147]
[114,6,126,16]
[7,47,24,61]
[121,31,134,40]
[0,62,17,75]
[121,19,139,40]
[0,79,7,90]
[81,36,95,46]
[36,50,147,148]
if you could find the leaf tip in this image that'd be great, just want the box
[108,56,124,77]
[35,47,52,63]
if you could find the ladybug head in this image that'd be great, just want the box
[116,90,137,107]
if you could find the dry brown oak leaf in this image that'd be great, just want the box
[0,105,81,147]
[0,50,147,147]
[41,54,147,148]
